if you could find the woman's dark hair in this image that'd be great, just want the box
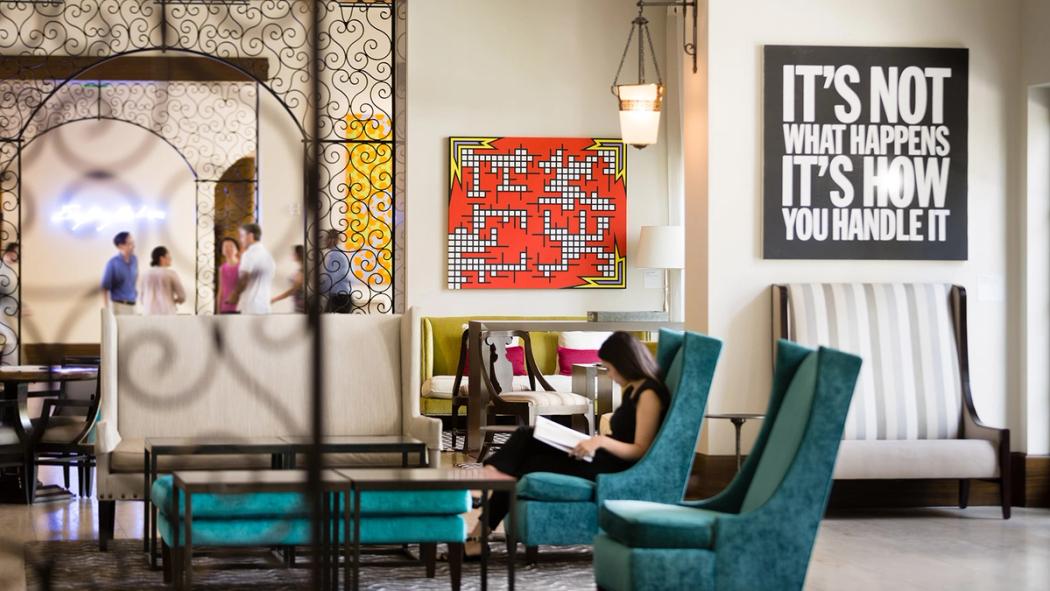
[150,246,168,267]
[293,244,304,262]
[598,331,662,384]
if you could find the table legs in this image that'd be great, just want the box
[150,454,159,569]
[507,489,516,591]
[352,489,361,591]
[730,417,745,471]
[143,449,150,553]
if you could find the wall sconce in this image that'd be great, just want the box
[612,1,698,149]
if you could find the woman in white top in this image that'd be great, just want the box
[140,246,186,315]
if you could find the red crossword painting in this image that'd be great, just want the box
[447,137,627,289]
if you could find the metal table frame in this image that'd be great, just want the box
[169,469,349,591]
[339,468,518,591]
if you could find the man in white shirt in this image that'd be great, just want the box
[227,222,276,314]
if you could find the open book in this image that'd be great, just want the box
[533,416,594,462]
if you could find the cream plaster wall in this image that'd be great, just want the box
[699,0,1023,454]
[405,0,669,315]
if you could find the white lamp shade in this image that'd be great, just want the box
[635,225,684,269]
[616,83,663,147]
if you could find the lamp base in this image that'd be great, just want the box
[587,310,670,322]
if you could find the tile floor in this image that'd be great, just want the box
[2,466,1048,590]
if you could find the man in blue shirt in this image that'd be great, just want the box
[101,231,139,314]
[321,229,353,313]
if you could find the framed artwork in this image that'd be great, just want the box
[763,45,968,260]
[447,136,627,289]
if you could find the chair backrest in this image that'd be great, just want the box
[597,329,722,504]
[778,283,961,440]
[710,344,862,591]
[108,313,405,440]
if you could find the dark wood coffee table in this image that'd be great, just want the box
[169,469,349,591]
[337,468,517,591]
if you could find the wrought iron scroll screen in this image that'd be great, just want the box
[0,0,401,362]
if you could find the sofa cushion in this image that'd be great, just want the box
[834,439,999,479]
[157,513,467,547]
[152,475,472,518]
[600,500,717,549]
[517,472,595,502]
[786,283,962,440]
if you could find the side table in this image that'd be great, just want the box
[705,413,766,470]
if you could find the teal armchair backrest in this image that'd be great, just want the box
[596,329,723,506]
[691,339,811,514]
[697,345,861,591]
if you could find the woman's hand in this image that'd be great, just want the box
[571,435,605,460]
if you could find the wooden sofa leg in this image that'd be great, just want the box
[447,542,463,591]
[98,499,116,551]
[421,543,437,578]
[1000,477,1012,520]
[525,545,538,565]
[958,479,969,509]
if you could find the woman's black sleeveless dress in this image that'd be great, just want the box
[481,378,669,529]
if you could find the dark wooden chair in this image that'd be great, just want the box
[0,393,36,504]
[33,356,101,497]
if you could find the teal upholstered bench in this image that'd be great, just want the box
[151,475,471,587]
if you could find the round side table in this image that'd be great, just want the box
[705,413,766,471]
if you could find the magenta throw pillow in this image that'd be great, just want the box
[461,345,527,376]
[558,347,601,376]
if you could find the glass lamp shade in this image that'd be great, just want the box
[616,83,663,148]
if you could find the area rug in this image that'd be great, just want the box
[25,540,594,590]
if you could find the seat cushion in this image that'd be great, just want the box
[600,500,717,549]
[834,438,1000,479]
[151,475,471,519]
[40,421,89,444]
[499,390,590,411]
[517,472,595,502]
[0,426,20,446]
[109,439,274,473]
[423,375,576,399]
[157,512,467,547]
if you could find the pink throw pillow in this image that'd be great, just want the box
[558,347,601,376]
[461,345,527,376]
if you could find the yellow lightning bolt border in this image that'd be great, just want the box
[449,137,499,193]
[585,138,627,183]
[574,243,627,289]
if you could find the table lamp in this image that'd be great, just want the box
[635,225,684,318]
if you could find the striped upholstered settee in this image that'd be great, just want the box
[772,283,1011,518]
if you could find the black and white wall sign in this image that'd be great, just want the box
[763,45,968,260]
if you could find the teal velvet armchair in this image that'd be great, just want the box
[512,329,722,558]
[593,341,862,591]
